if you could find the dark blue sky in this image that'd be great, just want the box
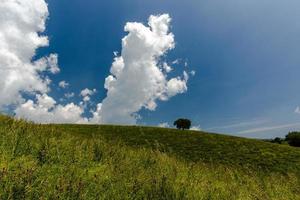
[40,0,300,138]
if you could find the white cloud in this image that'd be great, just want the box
[172,59,180,65]
[104,75,116,90]
[83,96,90,102]
[1,3,189,126]
[59,81,69,88]
[15,94,87,124]
[166,74,188,97]
[1,0,87,124]
[0,0,59,108]
[64,92,74,98]
[190,125,201,131]
[166,78,186,97]
[34,53,60,74]
[80,88,96,102]
[190,70,196,76]
[158,122,170,128]
[162,62,173,73]
[80,88,96,97]
[110,56,124,78]
[89,103,102,123]
[36,93,56,109]
[94,14,188,124]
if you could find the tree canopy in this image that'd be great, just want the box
[173,118,191,130]
[286,132,300,147]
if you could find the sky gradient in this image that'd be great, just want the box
[2,0,300,138]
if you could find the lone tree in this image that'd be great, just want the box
[285,132,300,147]
[173,118,191,130]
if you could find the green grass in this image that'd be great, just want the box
[58,124,300,174]
[0,115,300,199]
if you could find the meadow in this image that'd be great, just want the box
[0,115,300,199]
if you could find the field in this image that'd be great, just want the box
[0,115,300,199]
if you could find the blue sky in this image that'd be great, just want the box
[2,0,300,138]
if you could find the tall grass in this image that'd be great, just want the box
[0,116,299,199]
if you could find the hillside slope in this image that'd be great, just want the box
[0,115,300,199]
[57,124,300,174]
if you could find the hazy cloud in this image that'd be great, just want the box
[190,125,201,131]
[295,106,300,114]
[59,81,69,88]
[237,122,300,134]
[158,122,170,128]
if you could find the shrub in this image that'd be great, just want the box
[286,132,300,147]
[271,137,283,144]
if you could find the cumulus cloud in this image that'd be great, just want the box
[166,73,188,97]
[34,53,60,74]
[93,14,188,124]
[15,94,87,124]
[80,88,96,102]
[0,0,88,124]
[0,0,59,108]
[1,0,189,125]
[89,103,102,123]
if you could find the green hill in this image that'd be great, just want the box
[0,115,300,199]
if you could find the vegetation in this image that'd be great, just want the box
[286,132,300,147]
[173,118,191,130]
[270,137,285,144]
[0,115,300,199]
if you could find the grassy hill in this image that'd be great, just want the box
[0,115,300,199]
